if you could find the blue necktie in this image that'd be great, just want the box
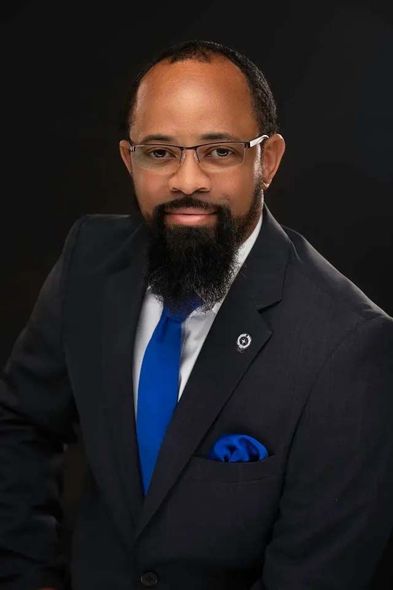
[136,298,201,494]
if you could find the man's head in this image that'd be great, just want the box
[119,40,285,311]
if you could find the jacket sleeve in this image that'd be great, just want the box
[0,216,87,590]
[250,314,393,590]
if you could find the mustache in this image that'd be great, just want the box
[155,195,224,215]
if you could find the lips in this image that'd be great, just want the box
[164,207,217,226]
[165,207,216,215]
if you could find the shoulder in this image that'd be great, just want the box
[63,212,145,273]
[271,222,393,367]
[74,212,141,240]
[282,223,390,322]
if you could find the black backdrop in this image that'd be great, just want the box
[1,0,392,586]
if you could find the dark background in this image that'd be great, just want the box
[1,0,392,586]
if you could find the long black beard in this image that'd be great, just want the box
[145,188,262,313]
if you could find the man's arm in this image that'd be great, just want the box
[251,315,393,590]
[0,216,87,590]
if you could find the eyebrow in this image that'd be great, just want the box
[137,132,243,144]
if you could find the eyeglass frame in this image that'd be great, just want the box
[126,133,269,169]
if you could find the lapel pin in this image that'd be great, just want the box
[236,333,252,352]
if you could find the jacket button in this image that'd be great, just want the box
[140,571,159,587]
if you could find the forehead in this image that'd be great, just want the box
[131,57,258,141]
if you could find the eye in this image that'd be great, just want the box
[148,148,175,159]
[142,146,178,160]
[208,147,234,158]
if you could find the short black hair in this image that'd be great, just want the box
[119,39,279,139]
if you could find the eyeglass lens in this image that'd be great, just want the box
[132,143,245,172]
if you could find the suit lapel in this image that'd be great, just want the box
[101,221,148,535]
[134,206,292,542]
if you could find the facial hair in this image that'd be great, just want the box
[145,181,263,313]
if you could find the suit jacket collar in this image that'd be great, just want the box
[236,205,291,310]
[100,205,292,546]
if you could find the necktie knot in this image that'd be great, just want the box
[163,295,204,323]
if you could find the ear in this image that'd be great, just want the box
[261,133,285,189]
[119,140,133,176]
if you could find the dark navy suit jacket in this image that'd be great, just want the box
[1,206,393,589]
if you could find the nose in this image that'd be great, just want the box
[168,149,211,195]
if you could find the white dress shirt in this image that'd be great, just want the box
[133,213,263,415]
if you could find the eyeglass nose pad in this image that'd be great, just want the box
[179,147,201,166]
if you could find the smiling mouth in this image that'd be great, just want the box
[165,207,217,215]
[164,208,217,225]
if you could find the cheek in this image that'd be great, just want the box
[217,174,256,215]
[132,174,167,213]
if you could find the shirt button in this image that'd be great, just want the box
[140,571,159,587]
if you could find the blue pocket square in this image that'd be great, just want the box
[208,434,268,462]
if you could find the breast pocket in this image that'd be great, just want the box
[184,453,283,483]
[162,453,284,566]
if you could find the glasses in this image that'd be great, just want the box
[127,134,269,174]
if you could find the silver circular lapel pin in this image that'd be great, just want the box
[236,333,252,352]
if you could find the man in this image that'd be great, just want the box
[1,39,393,590]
